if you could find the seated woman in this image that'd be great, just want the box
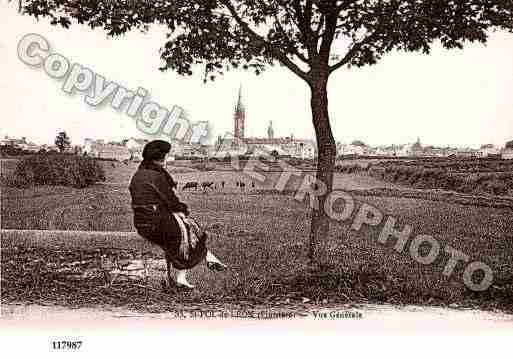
[129,140,227,290]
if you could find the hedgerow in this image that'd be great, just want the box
[367,162,513,196]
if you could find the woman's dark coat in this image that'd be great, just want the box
[128,160,207,270]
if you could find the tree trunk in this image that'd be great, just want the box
[308,73,336,269]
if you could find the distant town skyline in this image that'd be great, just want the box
[1,3,513,149]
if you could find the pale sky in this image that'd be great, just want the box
[1,3,512,148]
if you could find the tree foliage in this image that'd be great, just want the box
[55,131,71,153]
[15,1,513,83]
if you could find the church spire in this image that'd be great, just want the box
[233,84,245,139]
[235,84,244,112]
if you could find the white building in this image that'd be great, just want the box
[374,146,400,157]
[280,140,316,159]
[337,143,367,156]
[84,139,130,161]
[299,141,316,159]
[479,144,501,157]
[0,136,27,147]
[502,148,513,160]
[396,138,424,157]
[19,142,42,152]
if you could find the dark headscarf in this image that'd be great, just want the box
[139,140,177,189]
[142,140,171,161]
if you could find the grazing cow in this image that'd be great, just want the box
[182,181,199,191]
[202,181,214,190]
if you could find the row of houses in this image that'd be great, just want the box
[3,134,513,161]
[337,138,513,160]
[213,133,317,160]
[0,136,61,153]
[88,135,513,162]
[83,136,318,161]
[1,136,43,152]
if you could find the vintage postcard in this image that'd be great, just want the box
[1,0,512,357]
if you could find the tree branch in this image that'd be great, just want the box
[292,0,318,58]
[328,30,380,74]
[272,12,310,64]
[219,0,310,81]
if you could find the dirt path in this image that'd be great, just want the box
[1,303,512,332]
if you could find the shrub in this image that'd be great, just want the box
[0,145,26,157]
[7,153,105,188]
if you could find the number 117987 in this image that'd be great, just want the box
[51,341,82,350]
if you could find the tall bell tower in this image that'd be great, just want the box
[233,85,245,139]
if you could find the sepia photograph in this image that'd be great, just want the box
[0,0,512,357]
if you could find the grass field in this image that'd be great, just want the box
[1,158,512,312]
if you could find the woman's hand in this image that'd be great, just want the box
[177,203,190,216]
